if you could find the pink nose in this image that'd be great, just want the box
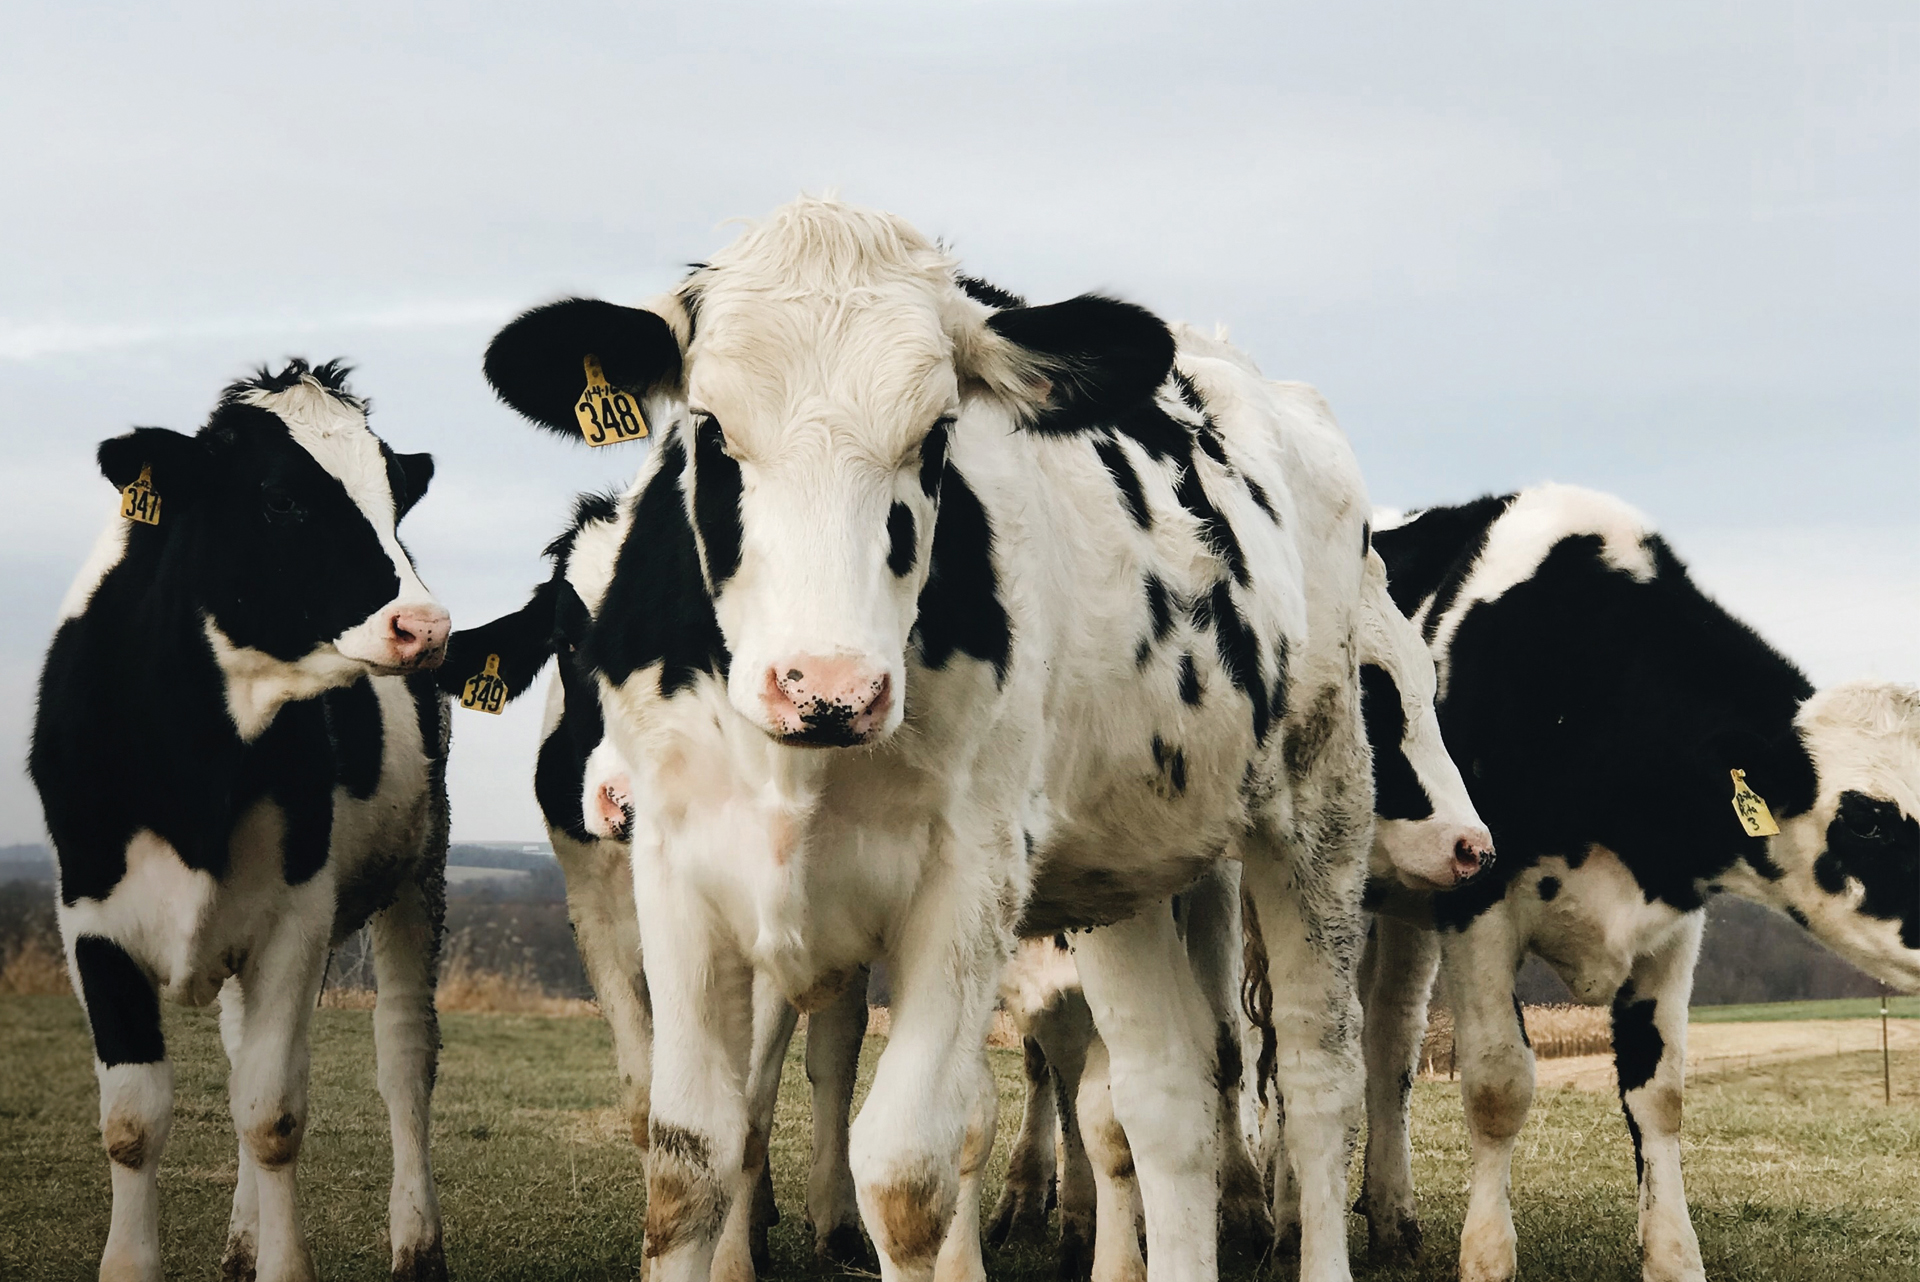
[593,773,633,840]
[762,655,892,746]
[383,604,450,668]
[1454,831,1495,880]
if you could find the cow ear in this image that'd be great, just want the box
[1699,726,1818,818]
[437,577,564,699]
[973,295,1176,433]
[483,298,683,439]
[391,452,435,520]
[97,427,207,507]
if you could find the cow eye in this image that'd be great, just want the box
[261,484,305,523]
[1838,793,1897,842]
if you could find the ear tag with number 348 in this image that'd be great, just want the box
[1730,769,1780,838]
[120,465,161,526]
[575,355,648,447]
[460,654,509,715]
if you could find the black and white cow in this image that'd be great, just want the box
[30,362,453,1282]
[477,197,1385,1282]
[1357,483,1920,1282]
[438,502,875,1274]
[989,544,1494,1281]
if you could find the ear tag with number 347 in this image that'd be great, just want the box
[460,654,509,715]
[120,465,161,526]
[1730,769,1780,838]
[575,355,648,447]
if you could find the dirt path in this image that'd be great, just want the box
[1532,1018,1920,1092]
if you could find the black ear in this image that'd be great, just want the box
[483,298,683,438]
[437,577,564,699]
[1699,725,1820,819]
[97,427,207,507]
[987,295,1175,434]
[393,452,435,520]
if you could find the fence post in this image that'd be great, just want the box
[1883,984,1893,1106]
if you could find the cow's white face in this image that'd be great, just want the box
[482,197,1173,749]
[685,284,960,745]
[1728,681,1920,991]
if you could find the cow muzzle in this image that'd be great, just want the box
[761,655,893,747]
[338,602,451,672]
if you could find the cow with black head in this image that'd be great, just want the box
[481,196,1388,1282]
[31,361,452,1282]
[1357,483,1920,1282]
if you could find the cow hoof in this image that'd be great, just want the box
[986,1187,1052,1249]
[392,1237,448,1282]
[1056,1217,1092,1281]
[816,1222,876,1272]
[1219,1196,1275,1261]
[1366,1211,1423,1264]
[219,1237,257,1282]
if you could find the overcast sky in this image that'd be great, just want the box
[2,2,1914,843]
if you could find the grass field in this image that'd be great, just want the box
[1691,995,1920,1023]
[2,995,1916,1281]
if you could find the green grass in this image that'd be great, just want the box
[1691,996,1920,1023]
[2,994,1916,1280]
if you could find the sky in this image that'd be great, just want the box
[1,2,1914,843]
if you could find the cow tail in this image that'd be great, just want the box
[1239,882,1277,1107]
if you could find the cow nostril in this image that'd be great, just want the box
[1453,839,1485,873]
[785,668,803,683]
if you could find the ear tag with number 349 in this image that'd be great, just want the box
[1730,769,1780,838]
[460,654,509,715]
[575,355,648,447]
[120,465,161,526]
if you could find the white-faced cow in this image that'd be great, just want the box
[990,547,1493,1280]
[1357,484,1920,1282]
[30,362,453,1282]
[479,197,1385,1282]
[437,503,875,1274]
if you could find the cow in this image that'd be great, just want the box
[29,361,453,1282]
[477,195,1387,1282]
[437,499,876,1274]
[1352,483,1920,1282]
[990,545,1494,1279]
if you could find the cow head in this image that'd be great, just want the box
[483,196,1171,747]
[1357,553,1494,889]
[95,361,446,734]
[1722,681,1920,991]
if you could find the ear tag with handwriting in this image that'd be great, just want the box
[1730,769,1780,837]
[120,465,161,525]
[460,654,509,715]
[574,355,648,447]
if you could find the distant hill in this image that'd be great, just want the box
[0,845,53,881]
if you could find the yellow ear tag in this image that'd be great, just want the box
[459,654,509,715]
[1730,769,1780,837]
[120,465,161,526]
[574,354,648,447]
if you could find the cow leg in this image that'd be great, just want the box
[219,978,259,1281]
[1239,834,1366,1282]
[1359,914,1441,1263]
[69,932,173,1282]
[1615,914,1706,1282]
[1443,907,1531,1282]
[228,888,332,1282]
[552,833,653,1148]
[849,880,1004,1282]
[715,974,797,1282]
[1074,902,1219,1282]
[1028,993,1098,1278]
[985,1036,1057,1251]
[1075,1034,1145,1282]
[630,872,756,1282]
[370,874,447,1281]
[1179,863,1274,1261]
[806,968,874,1268]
